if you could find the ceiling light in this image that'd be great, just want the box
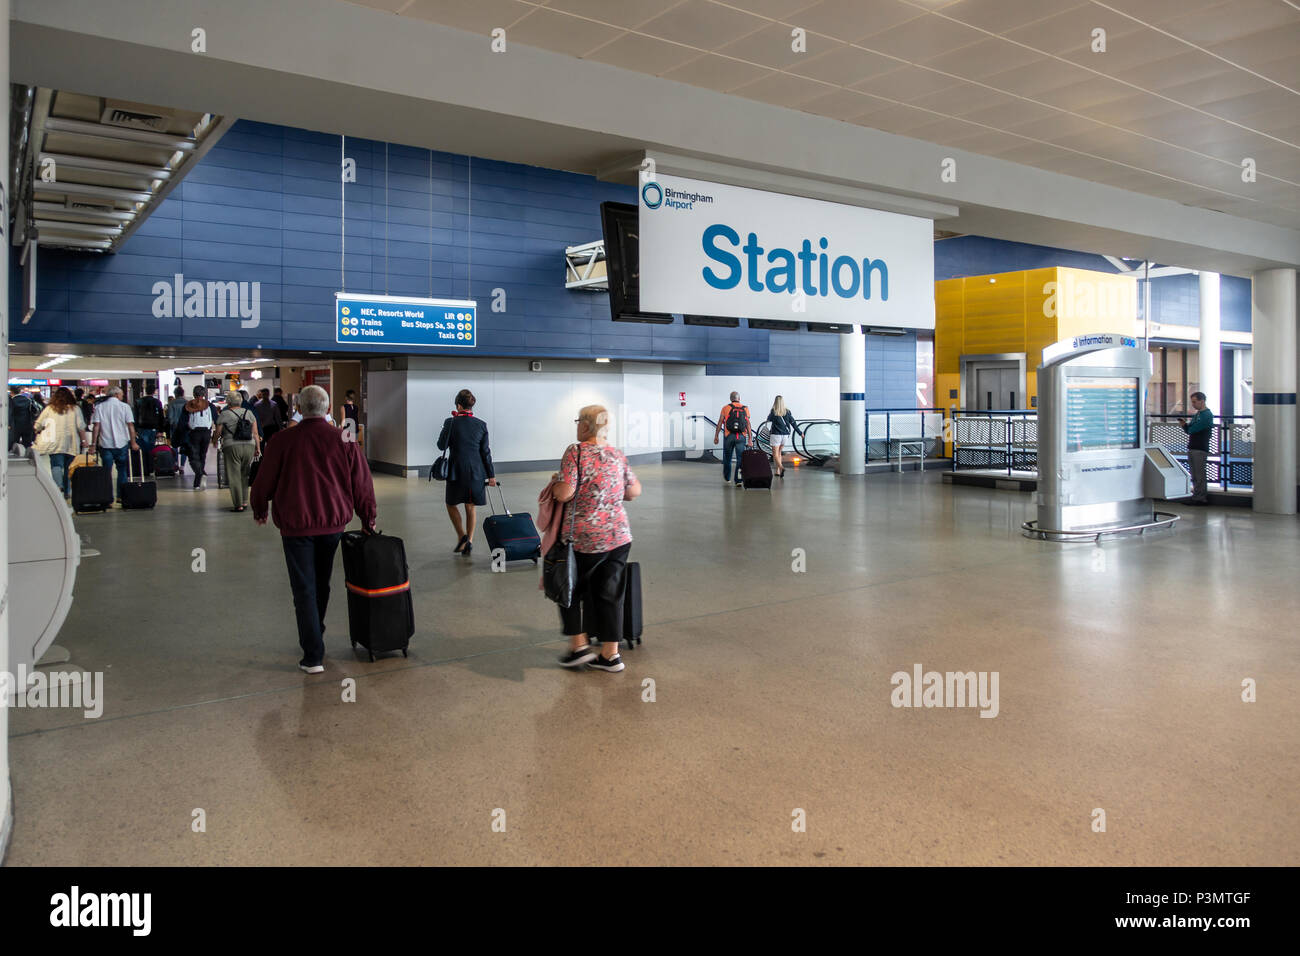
[595,358,611,363]
[251,369,263,379]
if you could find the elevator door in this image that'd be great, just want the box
[972,365,1019,410]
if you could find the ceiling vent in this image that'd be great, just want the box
[100,102,171,132]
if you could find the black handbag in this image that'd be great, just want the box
[543,445,585,608]
[430,447,449,482]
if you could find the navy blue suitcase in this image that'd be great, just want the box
[483,483,542,563]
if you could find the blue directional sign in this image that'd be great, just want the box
[335,293,477,348]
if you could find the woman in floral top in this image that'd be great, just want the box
[553,405,642,673]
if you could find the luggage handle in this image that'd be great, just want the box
[486,480,510,516]
[129,446,148,481]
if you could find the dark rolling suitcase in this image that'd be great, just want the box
[71,451,115,514]
[622,561,643,649]
[741,448,772,489]
[153,444,177,476]
[483,483,542,564]
[121,448,157,509]
[341,530,414,661]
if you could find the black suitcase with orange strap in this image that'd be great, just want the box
[341,530,414,661]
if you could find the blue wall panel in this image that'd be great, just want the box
[16,119,766,365]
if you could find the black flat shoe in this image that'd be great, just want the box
[462,541,473,557]
[453,534,469,553]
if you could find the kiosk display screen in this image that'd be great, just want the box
[1065,376,1139,451]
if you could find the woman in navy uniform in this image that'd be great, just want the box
[436,388,496,556]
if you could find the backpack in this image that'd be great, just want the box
[228,409,254,441]
[10,394,35,433]
[725,403,748,435]
[135,396,162,429]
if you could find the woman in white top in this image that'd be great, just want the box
[34,386,88,497]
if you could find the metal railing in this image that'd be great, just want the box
[865,407,948,465]
[951,410,1039,476]
[1146,414,1253,490]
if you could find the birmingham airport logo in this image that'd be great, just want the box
[0,666,104,719]
[151,273,260,328]
[891,664,999,718]
[642,182,714,211]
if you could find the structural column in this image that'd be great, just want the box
[1198,271,1221,413]
[1,0,13,861]
[1250,268,1297,515]
[839,328,865,475]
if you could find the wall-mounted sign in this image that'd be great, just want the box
[638,174,934,328]
[335,293,476,348]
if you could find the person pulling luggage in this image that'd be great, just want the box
[713,391,752,487]
[435,388,496,557]
[250,385,377,674]
[550,405,642,673]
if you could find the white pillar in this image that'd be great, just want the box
[1198,271,1221,413]
[838,328,865,475]
[0,0,13,861]
[1251,268,1297,515]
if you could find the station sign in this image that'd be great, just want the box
[335,293,477,349]
[638,174,934,328]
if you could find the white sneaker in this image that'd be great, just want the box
[299,663,324,674]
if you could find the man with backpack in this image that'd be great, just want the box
[8,386,37,448]
[133,382,165,475]
[214,391,262,511]
[713,391,752,487]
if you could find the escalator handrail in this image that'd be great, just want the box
[687,413,832,462]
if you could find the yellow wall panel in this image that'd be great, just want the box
[1051,269,1138,340]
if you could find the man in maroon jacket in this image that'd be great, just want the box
[251,384,377,673]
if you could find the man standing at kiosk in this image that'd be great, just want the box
[1181,392,1213,505]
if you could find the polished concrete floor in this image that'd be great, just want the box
[6,461,1299,866]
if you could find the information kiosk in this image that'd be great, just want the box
[1026,333,1189,539]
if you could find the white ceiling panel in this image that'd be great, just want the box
[638,0,769,49]
[936,0,1088,35]
[730,70,832,108]
[373,0,1300,231]
[790,0,923,42]
[543,0,686,30]
[584,31,704,74]
[786,43,899,84]
[508,8,624,57]
[399,0,535,33]
[857,13,989,60]
[660,53,774,91]
[850,64,965,101]
[716,21,823,69]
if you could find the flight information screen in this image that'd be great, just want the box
[1065,376,1139,452]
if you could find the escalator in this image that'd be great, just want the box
[686,415,839,466]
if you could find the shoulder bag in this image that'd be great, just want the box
[431,419,452,482]
[542,444,584,608]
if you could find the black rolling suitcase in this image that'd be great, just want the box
[71,451,115,513]
[740,448,772,489]
[121,448,157,509]
[341,530,414,661]
[483,483,542,564]
[622,561,643,649]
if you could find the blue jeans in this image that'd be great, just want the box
[137,428,157,474]
[98,445,131,498]
[50,453,75,496]
[282,533,343,666]
[722,434,749,482]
